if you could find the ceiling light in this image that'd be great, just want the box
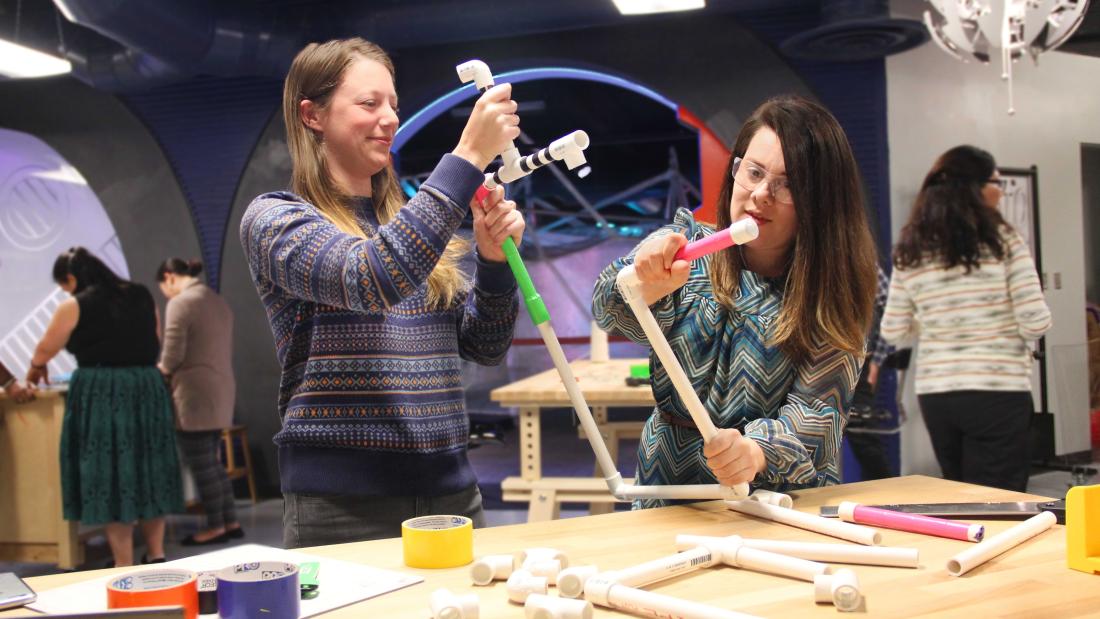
[0,38,71,79]
[924,0,1091,115]
[612,0,705,16]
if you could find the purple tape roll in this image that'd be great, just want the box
[215,561,300,619]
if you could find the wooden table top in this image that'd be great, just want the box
[6,475,1091,618]
[490,358,655,407]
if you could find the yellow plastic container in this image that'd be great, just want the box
[1066,484,1100,575]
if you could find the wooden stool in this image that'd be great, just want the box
[220,425,258,503]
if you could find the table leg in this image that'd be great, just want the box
[589,406,615,515]
[528,489,560,522]
[519,406,541,482]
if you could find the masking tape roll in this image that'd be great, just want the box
[106,568,199,619]
[402,515,474,568]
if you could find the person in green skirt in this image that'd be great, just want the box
[26,247,183,567]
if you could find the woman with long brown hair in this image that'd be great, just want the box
[593,95,878,506]
[882,145,1050,491]
[241,38,525,545]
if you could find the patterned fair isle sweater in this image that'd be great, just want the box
[592,209,862,507]
[241,154,518,497]
[881,226,1051,395]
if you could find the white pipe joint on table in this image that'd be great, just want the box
[525,593,594,619]
[675,534,919,568]
[712,538,831,582]
[726,498,882,545]
[813,568,862,612]
[507,570,549,603]
[517,548,570,569]
[613,217,759,501]
[946,511,1057,576]
[583,572,763,619]
[524,558,562,585]
[557,565,600,599]
[470,554,515,585]
[429,588,480,619]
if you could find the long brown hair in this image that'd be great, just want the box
[283,37,468,307]
[710,96,878,363]
[893,145,1007,273]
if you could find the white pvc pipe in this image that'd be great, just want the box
[507,570,549,604]
[584,573,762,619]
[724,541,831,582]
[945,511,1057,576]
[470,554,515,585]
[813,568,862,612]
[726,499,882,545]
[675,534,919,568]
[557,565,599,599]
[430,588,479,619]
[525,593,594,619]
[612,545,722,589]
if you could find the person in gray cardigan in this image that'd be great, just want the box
[157,258,242,545]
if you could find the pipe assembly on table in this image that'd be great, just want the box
[838,501,984,542]
[675,534,919,568]
[727,498,882,545]
[583,572,763,619]
[946,511,1057,576]
[457,58,754,504]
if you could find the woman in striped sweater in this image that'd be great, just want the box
[241,38,525,546]
[882,145,1051,491]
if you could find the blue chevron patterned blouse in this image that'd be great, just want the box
[593,208,861,507]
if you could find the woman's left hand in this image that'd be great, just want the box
[703,428,766,487]
[472,186,525,263]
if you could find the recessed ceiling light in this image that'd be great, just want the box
[612,0,705,16]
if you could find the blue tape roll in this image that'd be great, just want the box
[216,561,300,619]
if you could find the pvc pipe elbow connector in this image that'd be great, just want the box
[430,588,479,619]
[507,570,548,604]
[814,568,861,612]
[456,59,493,90]
[525,593,594,619]
[524,558,562,585]
[548,130,590,170]
[470,554,515,585]
[517,548,570,569]
[557,565,599,599]
[748,489,793,508]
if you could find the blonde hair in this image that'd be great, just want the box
[283,37,469,308]
[711,96,878,364]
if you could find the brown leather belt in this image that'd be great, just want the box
[659,410,699,431]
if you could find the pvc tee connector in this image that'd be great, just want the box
[525,593,593,619]
[814,568,862,612]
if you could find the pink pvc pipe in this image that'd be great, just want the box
[838,501,984,542]
[673,217,757,262]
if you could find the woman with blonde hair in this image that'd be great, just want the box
[593,95,878,507]
[241,37,525,545]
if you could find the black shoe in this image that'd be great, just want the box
[180,532,229,546]
[225,527,245,539]
[141,554,166,564]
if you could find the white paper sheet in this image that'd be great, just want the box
[29,543,423,617]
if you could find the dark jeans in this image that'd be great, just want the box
[282,485,486,548]
[845,364,893,481]
[918,390,1033,492]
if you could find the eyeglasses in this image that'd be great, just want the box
[986,178,1007,190]
[732,157,794,204]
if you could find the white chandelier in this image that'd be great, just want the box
[923,0,1092,114]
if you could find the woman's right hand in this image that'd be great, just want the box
[26,363,49,387]
[632,232,690,305]
[452,83,520,171]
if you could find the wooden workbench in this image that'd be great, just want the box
[4,476,1091,617]
[490,358,654,520]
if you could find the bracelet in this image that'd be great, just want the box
[30,362,47,371]
[2,377,15,390]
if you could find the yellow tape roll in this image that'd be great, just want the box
[401,515,474,569]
